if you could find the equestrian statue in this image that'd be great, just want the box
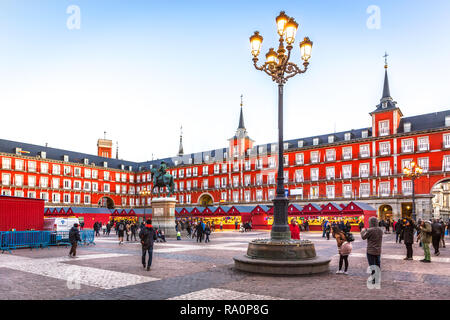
[150,161,175,197]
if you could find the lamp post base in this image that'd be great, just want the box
[233,239,331,275]
[270,196,291,240]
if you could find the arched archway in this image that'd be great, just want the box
[431,178,450,220]
[98,196,115,209]
[378,204,393,221]
[198,193,214,207]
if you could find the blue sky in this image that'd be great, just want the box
[0,0,449,161]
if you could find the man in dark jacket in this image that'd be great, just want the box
[196,222,204,243]
[361,217,383,283]
[395,219,403,243]
[431,219,443,256]
[69,223,81,258]
[403,219,415,260]
[139,220,157,271]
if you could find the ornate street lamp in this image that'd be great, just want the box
[139,187,151,222]
[234,11,330,275]
[250,11,312,240]
[403,161,423,221]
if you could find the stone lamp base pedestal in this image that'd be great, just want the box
[151,197,177,238]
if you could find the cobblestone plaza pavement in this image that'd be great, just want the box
[1,230,449,300]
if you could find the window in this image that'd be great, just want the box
[379,120,390,136]
[256,190,263,201]
[402,180,412,195]
[245,161,251,171]
[284,155,289,166]
[313,138,319,146]
[328,135,334,143]
[401,159,412,171]
[40,192,49,202]
[221,177,227,188]
[121,173,127,182]
[343,185,352,198]
[244,175,251,186]
[179,195,184,204]
[104,171,110,180]
[203,179,208,189]
[28,176,36,187]
[295,170,304,182]
[215,178,220,188]
[380,161,391,176]
[52,178,59,189]
[360,183,370,197]
[64,166,71,175]
[359,145,370,157]
[295,153,304,165]
[40,177,48,188]
[404,122,411,133]
[310,168,319,181]
[342,147,352,160]
[202,166,208,176]
[326,149,336,161]
[269,157,276,168]
[418,157,429,172]
[74,194,80,204]
[187,168,192,177]
[379,142,390,155]
[310,151,319,163]
[52,193,60,203]
[115,173,120,181]
[28,161,36,172]
[221,192,227,201]
[418,137,429,151]
[233,162,239,172]
[233,191,240,202]
[220,164,226,174]
[256,174,262,186]
[342,165,352,179]
[232,176,239,187]
[64,194,70,204]
[344,133,351,141]
[298,140,304,148]
[15,175,24,187]
[268,173,275,185]
[268,190,275,200]
[271,144,277,152]
[15,159,24,171]
[93,182,98,192]
[186,194,191,204]
[52,165,60,175]
[84,181,91,191]
[284,171,289,183]
[28,191,36,199]
[74,167,81,177]
[179,170,185,178]
[326,185,335,199]
[186,181,191,190]
[310,186,319,199]
[446,116,450,126]
[380,182,390,196]
[73,181,81,190]
[256,158,263,169]
[244,191,251,202]
[362,130,369,138]
[104,184,110,193]
[326,167,335,180]
[41,163,48,174]
[64,155,69,162]
[121,185,127,194]
[401,139,414,153]
[359,163,370,178]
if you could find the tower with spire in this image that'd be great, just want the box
[370,53,403,137]
[228,95,254,158]
[178,125,184,156]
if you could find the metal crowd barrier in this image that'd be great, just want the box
[0,229,95,253]
[0,231,50,253]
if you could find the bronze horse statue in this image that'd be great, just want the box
[150,165,175,197]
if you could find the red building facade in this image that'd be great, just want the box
[1,65,450,221]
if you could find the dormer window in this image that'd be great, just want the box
[120,164,125,170]
[328,136,334,143]
[362,130,368,138]
[271,144,277,152]
[284,142,289,150]
[84,158,89,165]
[103,161,108,168]
[382,101,388,109]
[63,155,69,162]
[40,151,46,159]
[174,160,178,166]
[344,133,351,141]
[404,122,411,133]
[15,148,22,155]
[445,116,450,126]
[298,140,304,148]
[313,138,319,146]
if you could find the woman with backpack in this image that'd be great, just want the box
[332,226,352,275]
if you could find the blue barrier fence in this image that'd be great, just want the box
[1,230,95,253]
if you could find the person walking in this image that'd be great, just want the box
[333,226,352,275]
[439,219,446,248]
[139,219,157,271]
[403,219,415,260]
[345,221,351,233]
[322,219,328,238]
[325,223,331,240]
[220,221,223,231]
[106,222,111,236]
[290,220,300,240]
[361,217,383,282]
[419,220,432,262]
[204,224,211,243]
[130,223,137,241]
[196,222,203,243]
[186,223,192,238]
[68,223,81,258]
[431,219,443,256]
[235,220,239,230]
[395,219,403,244]
[117,221,125,245]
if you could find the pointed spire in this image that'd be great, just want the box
[238,94,245,129]
[178,125,184,156]
[381,52,391,101]
[116,141,119,159]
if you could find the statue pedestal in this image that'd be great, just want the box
[151,197,177,238]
